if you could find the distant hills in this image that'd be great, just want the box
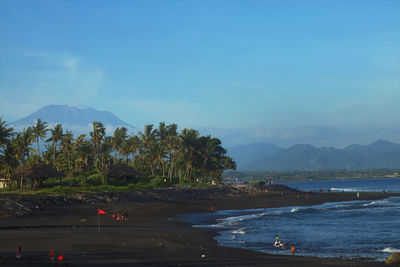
[200,125,400,148]
[229,140,400,171]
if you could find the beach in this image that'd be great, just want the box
[0,186,397,266]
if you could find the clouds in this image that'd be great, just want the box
[0,50,105,121]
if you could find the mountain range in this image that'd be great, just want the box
[229,140,400,171]
[7,105,400,171]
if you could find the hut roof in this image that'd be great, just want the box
[108,163,140,179]
[17,163,65,179]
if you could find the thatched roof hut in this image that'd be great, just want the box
[15,163,65,188]
[108,163,140,181]
[23,163,65,179]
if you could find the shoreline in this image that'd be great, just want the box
[0,188,398,266]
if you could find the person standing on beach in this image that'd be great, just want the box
[291,245,296,255]
[50,249,55,262]
[16,246,22,259]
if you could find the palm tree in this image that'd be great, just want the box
[165,123,179,181]
[15,127,34,187]
[32,119,48,157]
[180,128,199,181]
[0,118,14,153]
[46,124,63,168]
[128,135,140,166]
[111,127,127,162]
[138,124,158,176]
[1,141,19,187]
[98,136,112,176]
[74,134,92,170]
[60,130,74,171]
[120,135,140,166]
[156,122,169,176]
[197,136,227,182]
[90,121,105,165]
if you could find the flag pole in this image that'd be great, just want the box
[98,209,100,233]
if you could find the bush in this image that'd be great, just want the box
[251,180,266,188]
[86,173,103,186]
[150,176,169,187]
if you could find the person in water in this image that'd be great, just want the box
[291,244,296,255]
[274,235,285,247]
[275,235,280,244]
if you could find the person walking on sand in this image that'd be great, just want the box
[16,246,22,259]
[50,249,55,262]
[291,244,296,255]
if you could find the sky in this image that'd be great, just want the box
[1,0,399,132]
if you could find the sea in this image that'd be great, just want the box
[181,177,400,261]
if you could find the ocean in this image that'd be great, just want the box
[182,178,400,261]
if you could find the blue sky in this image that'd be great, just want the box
[1,0,399,131]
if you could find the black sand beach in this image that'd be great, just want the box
[0,186,397,266]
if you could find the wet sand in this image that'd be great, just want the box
[0,190,396,266]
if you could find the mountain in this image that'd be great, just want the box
[199,125,400,148]
[226,143,282,169]
[236,140,400,171]
[12,104,134,128]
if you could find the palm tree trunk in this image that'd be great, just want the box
[162,161,166,177]
[53,142,56,168]
[20,164,24,189]
[67,150,70,171]
[150,163,155,177]
[37,137,40,156]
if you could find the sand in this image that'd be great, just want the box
[0,189,396,266]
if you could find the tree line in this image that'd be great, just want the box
[0,118,236,188]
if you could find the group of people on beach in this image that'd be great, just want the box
[15,246,69,265]
[112,209,128,222]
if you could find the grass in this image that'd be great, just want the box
[0,182,215,196]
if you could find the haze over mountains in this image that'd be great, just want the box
[229,140,400,171]
[8,105,400,171]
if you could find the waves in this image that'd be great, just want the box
[205,196,400,260]
[283,177,400,193]
[330,187,362,192]
[205,198,399,228]
[382,247,400,253]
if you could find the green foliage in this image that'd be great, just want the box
[86,173,103,186]
[251,180,266,188]
[1,118,236,191]
[174,181,213,188]
[150,176,170,187]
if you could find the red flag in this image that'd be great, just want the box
[98,209,107,215]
